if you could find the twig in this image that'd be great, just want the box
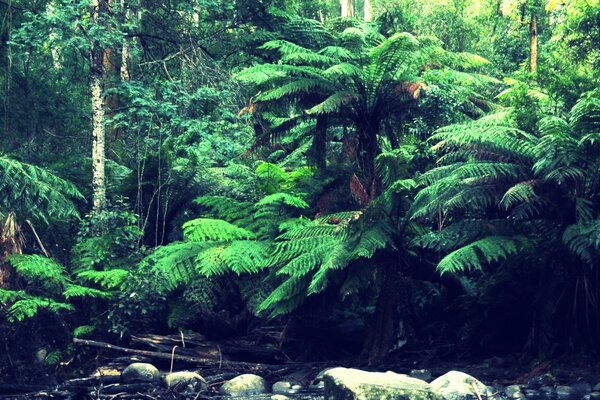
[471,380,484,400]
[167,345,178,386]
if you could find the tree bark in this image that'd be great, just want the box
[90,0,108,213]
[529,13,538,72]
[341,0,354,17]
[360,262,400,365]
[311,115,328,169]
[356,123,380,200]
[364,0,373,21]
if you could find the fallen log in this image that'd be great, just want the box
[73,338,290,372]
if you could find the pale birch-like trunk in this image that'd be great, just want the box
[90,74,106,212]
[364,0,373,21]
[341,0,354,17]
[90,0,107,213]
[529,13,538,72]
[120,0,131,81]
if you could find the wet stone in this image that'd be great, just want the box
[219,374,268,397]
[163,371,207,393]
[590,392,600,400]
[556,386,576,400]
[529,375,557,389]
[525,389,542,400]
[273,381,303,395]
[572,383,593,398]
[506,385,525,399]
[121,363,160,383]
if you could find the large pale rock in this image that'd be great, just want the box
[323,367,443,400]
[163,371,207,393]
[219,373,268,396]
[121,363,160,383]
[430,371,491,400]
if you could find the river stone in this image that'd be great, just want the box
[219,374,268,396]
[528,374,557,389]
[590,392,600,400]
[430,371,491,400]
[506,385,525,399]
[163,371,207,393]
[323,367,443,400]
[556,386,576,400]
[572,383,592,398]
[271,395,290,400]
[121,363,160,383]
[272,381,302,394]
[525,389,542,400]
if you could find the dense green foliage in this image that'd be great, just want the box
[1,0,599,378]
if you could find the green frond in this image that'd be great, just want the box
[305,91,357,115]
[499,181,539,210]
[63,284,111,299]
[73,325,95,338]
[183,218,255,242]
[0,156,83,224]
[76,269,129,289]
[142,241,207,291]
[563,219,600,265]
[194,196,254,222]
[197,240,269,276]
[437,236,528,274]
[7,254,67,287]
[6,295,74,321]
[256,193,309,209]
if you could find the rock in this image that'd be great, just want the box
[323,367,443,400]
[411,370,433,382]
[540,386,556,400]
[219,374,268,396]
[590,392,600,400]
[121,363,160,383]
[529,374,558,389]
[271,395,290,400]
[506,385,525,399]
[525,389,542,400]
[163,371,207,393]
[556,386,576,400]
[572,383,592,398]
[311,368,334,390]
[272,381,302,394]
[430,371,491,400]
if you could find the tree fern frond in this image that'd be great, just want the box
[76,269,129,289]
[183,218,255,242]
[256,193,309,209]
[7,254,67,287]
[437,236,528,274]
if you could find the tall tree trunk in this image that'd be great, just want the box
[120,0,134,82]
[356,123,380,200]
[361,262,400,364]
[341,0,354,17]
[311,115,328,169]
[0,212,23,289]
[364,0,373,21]
[529,13,538,72]
[90,0,108,213]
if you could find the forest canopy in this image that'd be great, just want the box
[0,0,599,380]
